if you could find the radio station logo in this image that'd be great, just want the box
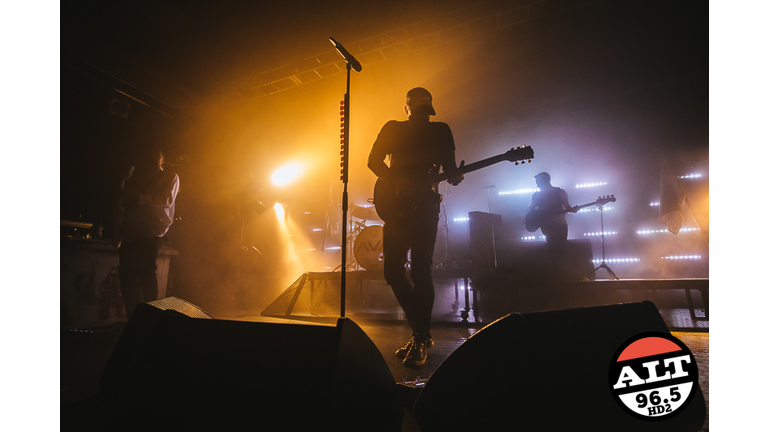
[609,332,698,420]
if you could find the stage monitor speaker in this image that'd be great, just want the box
[412,301,706,431]
[100,297,402,431]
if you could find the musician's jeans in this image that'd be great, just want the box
[119,236,163,318]
[382,207,439,342]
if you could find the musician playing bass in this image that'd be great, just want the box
[367,87,464,367]
[528,172,578,279]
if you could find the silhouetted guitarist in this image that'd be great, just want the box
[527,172,577,279]
[367,87,464,367]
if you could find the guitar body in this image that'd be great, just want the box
[373,177,441,223]
[372,146,535,224]
[524,210,543,233]
[372,178,394,223]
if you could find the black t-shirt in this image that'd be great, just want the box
[369,120,456,180]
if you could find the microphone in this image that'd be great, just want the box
[329,37,362,72]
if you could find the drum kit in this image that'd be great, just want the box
[347,202,384,271]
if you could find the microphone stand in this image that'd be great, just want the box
[331,37,361,318]
[340,63,350,318]
[593,204,619,280]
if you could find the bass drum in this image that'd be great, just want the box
[354,225,384,271]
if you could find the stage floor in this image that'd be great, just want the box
[61,309,709,431]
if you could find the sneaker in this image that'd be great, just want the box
[403,340,428,367]
[395,335,434,359]
[395,336,415,359]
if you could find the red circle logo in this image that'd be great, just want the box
[609,332,698,420]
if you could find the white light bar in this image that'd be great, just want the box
[575,182,608,189]
[521,235,546,241]
[678,173,703,179]
[312,228,324,232]
[649,202,660,207]
[498,188,539,196]
[661,255,702,260]
[577,206,614,213]
[592,258,640,264]
[583,231,617,237]
[325,246,341,251]
[636,228,700,235]
[453,217,470,223]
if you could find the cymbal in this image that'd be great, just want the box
[351,206,380,220]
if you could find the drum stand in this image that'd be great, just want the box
[593,204,619,280]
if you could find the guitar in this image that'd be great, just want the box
[373,146,534,222]
[525,195,616,232]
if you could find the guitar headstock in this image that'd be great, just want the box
[504,146,534,165]
[596,195,616,205]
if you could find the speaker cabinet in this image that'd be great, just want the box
[412,302,706,431]
[100,297,402,431]
[501,238,595,281]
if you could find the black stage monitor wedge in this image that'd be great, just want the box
[412,301,706,431]
[100,297,402,431]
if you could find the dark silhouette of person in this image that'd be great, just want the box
[527,172,577,279]
[116,147,180,318]
[368,87,464,367]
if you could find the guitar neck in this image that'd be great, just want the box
[564,199,614,213]
[434,153,513,183]
[553,200,602,215]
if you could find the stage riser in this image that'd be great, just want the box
[262,272,708,330]
[475,279,708,325]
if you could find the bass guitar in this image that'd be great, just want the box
[373,146,534,223]
[525,194,616,232]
